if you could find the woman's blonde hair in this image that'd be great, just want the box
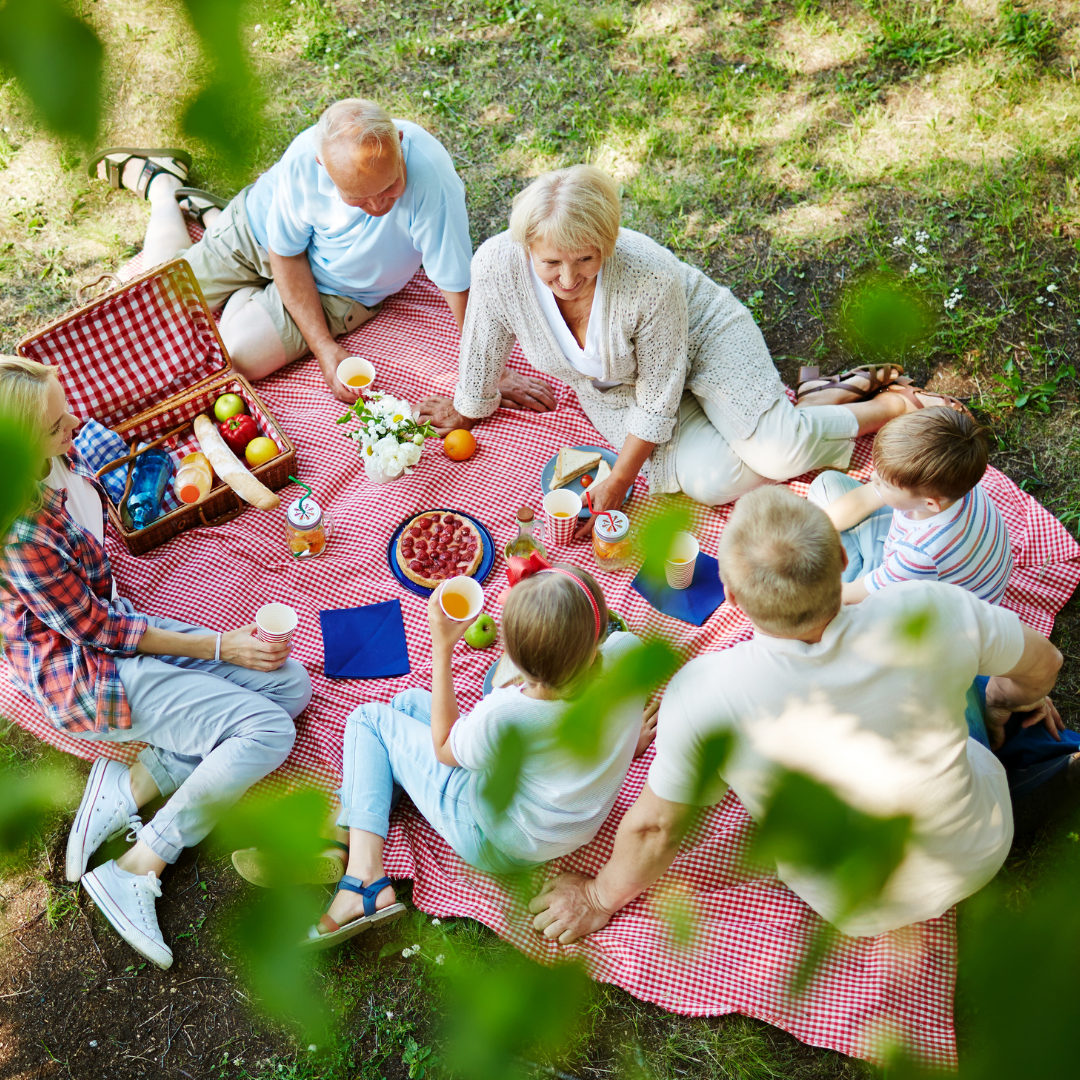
[0,356,56,439]
[718,487,843,636]
[502,564,609,697]
[509,165,622,261]
[0,356,57,517]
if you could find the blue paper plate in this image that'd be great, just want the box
[540,445,635,520]
[387,509,496,598]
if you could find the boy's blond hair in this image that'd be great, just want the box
[718,487,843,636]
[509,165,621,261]
[872,408,988,501]
[502,564,608,697]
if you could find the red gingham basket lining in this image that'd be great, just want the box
[18,261,226,429]
[6,248,1080,1068]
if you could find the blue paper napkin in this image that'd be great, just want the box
[320,600,411,679]
[632,552,726,626]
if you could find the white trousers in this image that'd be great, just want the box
[673,393,859,506]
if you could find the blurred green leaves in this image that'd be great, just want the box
[480,725,527,817]
[179,0,264,177]
[0,0,261,175]
[556,638,681,760]
[0,408,42,535]
[637,500,694,586]
[212,786,335,1040]
[836,272,938,365]
[753,771,911,922]
[443,951,591,1080]
[0,0,103,143]
[0,763,71,867]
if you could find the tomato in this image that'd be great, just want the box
[580,474,592,488]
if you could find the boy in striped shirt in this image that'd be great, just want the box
[807,407,1012,605]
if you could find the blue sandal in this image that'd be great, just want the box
[299,875,406,952]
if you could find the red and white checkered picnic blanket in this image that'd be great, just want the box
[5,264,1079,1068]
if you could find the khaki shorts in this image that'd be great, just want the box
[180,185,380,363]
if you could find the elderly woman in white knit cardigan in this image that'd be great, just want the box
[418,165,954,538]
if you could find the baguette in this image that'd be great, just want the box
[193,414,280,511]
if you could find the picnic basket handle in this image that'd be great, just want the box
[75,273,123,305]
[198,495,245,529]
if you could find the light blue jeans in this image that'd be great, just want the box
[337,689,529,875]
[807,471,893,583]
[71,611,311,863]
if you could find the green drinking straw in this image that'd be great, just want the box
[289,475,313,516]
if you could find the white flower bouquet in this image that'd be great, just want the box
[337,392,437,479]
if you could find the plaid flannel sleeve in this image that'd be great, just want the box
[2,539,148,655]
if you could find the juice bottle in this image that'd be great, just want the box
[174,452,213,505]
[592,511,634,573]
[126,448,173,530]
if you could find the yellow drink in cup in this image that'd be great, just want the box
[335,356,376,391]
[439,576,484,622]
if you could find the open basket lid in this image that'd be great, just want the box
[16,259,231,430]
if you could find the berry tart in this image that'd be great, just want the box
[396,512,484,589]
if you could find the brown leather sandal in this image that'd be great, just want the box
[796,364,905,403]
[883,381,974,420]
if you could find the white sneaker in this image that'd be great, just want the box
[66,758,141,882]
[82,861,173,970]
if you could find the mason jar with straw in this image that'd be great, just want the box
[285,475,333,558]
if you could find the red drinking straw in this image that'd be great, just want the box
[585,490,615,531]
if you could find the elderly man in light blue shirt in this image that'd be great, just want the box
[89,99,555,410]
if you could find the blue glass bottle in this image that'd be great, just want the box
[126,448,173,530]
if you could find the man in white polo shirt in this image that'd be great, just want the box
[88,99,555,411]
[529,487,1066,942]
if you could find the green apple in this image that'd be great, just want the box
[464,613,498,649]
[213,393,246,422]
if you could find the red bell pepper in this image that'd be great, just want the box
[218,413,259,454]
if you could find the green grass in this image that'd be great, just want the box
[2,0,1080,1076]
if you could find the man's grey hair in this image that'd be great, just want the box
[313,99,399,162]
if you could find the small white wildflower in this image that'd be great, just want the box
[915,229,929,242]
[536,12,543,20]
[733,64,746,74]
[1037,296,1046,304]
[435,954,445,965]
[254,23,261,31]
[909,262,920,273]
[1048,302,1055,307]
[89,1041,98,1048]
[307,1045,318,1052]
[386,1011,394,1020]
[431,917,441,925]
[402,948,411,957]
[1047,283,1059,292]
[423,90,431,98]
[915,244,928,255]
[891,235,905,248]
[507,13,515,22]
[334,63,340,69]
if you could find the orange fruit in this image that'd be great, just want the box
[443,429,477,461]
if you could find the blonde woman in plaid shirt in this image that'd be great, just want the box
[0,358,311,970]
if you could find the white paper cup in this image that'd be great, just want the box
[542,489,583,547]
[665,532,699,590]
[256,603,298,643]
[335,356,376,392]
[439,576,484,622]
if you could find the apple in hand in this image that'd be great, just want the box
[214,393,246,422]
[464,613,498,649]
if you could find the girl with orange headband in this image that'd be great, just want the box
[297,560,657,949]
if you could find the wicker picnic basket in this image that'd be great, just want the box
[17,258,296,556]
